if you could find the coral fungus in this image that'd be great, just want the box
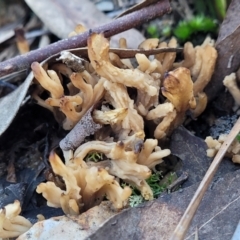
[31,33,217,216]
[0,201,32,239]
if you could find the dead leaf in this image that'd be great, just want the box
[0,0,26,27]
[0,182,27,209]
[89,201,182,240]
[171,116,240,239]
[18,202,117,240]
[24,0,145,48]
[205,0,240,101]
[0,29,15,45]
[170,126,238,187]
[0,72,32,136]
[88,169,240,240]
[170,126,211,186]
[185,169,240,240]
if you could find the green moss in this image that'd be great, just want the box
[125,172,175,207]
[236,133,240,142]
[146,25,171,39]
[129,195,144,207]
[146,24,159,38]
[85,152,103,162]
[173,15,217,42]
[146,172,165,198]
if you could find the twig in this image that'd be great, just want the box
[59,107,102,151]
[170,116,240,240]
[0,0,171,78]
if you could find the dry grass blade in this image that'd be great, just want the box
[170,116,240,240]
[71,47,183,59]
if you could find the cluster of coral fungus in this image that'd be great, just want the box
[205,70,240,163]
[205,134,240,164]
[30,33,217,215]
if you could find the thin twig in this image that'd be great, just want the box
[170,116,240,240]
[0,0,171,78]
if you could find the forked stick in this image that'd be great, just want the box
[170,116,240,240]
